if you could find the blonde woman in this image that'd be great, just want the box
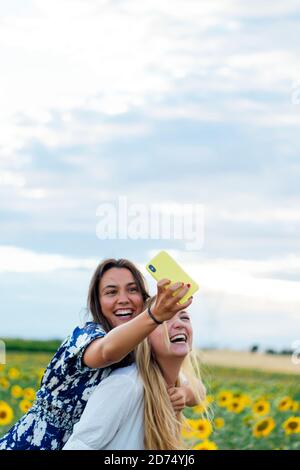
[63,298,205,450]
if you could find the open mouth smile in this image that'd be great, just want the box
[114,308,134,318]
[169,333,187,344]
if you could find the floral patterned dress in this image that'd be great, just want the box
[0,322,111,450]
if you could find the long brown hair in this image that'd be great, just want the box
[87,258,150,333]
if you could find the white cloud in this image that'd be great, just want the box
[189,264,300,303]
[146,97,300,128]
[0,245,97,273]
[143,248,300,350]
[219,208,300,223]
[6,244,299,304]
[147,104,222,122]
[19,188,48,199]
[0,171,26,188]
[227,0,300,17]
[1,0,300,159]
[145,249,300,303]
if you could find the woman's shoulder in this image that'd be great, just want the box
[81,364,142,412]
[110,363,138,379]
[66,322,106,346]
[65,322,106,359]
[46,322,107,375]
[72,321,106,337]
[39,322,108,386]
[103,364,143,393]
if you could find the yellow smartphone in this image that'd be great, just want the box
[146,250,199,305]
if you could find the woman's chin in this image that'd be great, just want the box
[169,342,190,357]
[113,315,133,327]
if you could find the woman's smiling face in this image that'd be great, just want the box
[99,267,144,328]
[149,309,193,360]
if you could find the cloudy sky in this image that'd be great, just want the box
[1,0,300,351]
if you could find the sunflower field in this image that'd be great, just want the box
[183,365,300,450]
[0,353,49,436]
[0,353,300,450]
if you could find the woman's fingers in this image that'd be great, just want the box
[154,280,194,321]
[177,296,193,309]
[169,282,184,291]
[165,282,184,300]
[173,405,185,412]
[170,396,185,410]
[157,280,183,301]
[172,397,185,406]
[157,281,189,298]
[168,294,193,315]
[172,285,190,303]
[157,279,171,292]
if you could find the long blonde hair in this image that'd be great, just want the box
[135,297,204,450]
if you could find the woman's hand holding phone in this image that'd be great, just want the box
[151,279,193,323]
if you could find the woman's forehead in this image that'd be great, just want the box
[101,267,135,284]
[167,310,189,322]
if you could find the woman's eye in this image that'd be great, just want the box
[181,316,190,321]
[129,287,138,292]
[106,291,116,295]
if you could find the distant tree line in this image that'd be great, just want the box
[250,344,293,355]
[2,338,62,353]
[1,339,294,355]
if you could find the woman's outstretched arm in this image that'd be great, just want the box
[83,281,193,369]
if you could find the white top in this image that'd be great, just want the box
[63,364,144,450]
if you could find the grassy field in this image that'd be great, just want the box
[201,349,300,375]
[0,351,300,450]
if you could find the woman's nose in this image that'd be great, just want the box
[172,318,185,328]
[116,290,130,303]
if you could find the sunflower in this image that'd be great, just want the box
[278,396,294,412]
[217,391,233,408]
[227,398,246,414]
[193,394,214,416]
[11,385,23,399]
[0,377,10,390]
[19,399,33,413]
[23,387,36,401]
[193,440,218,450]
[8,367,20,380]
[252,400,270,416]
[214,417,225,429]
[206,395,214,404]
[253,417,275,438]
[290,401,299,412]
[193,403,207,415]
[181,420,197,440]
[283,417,300,435]
[234,394,251,408]
[240,394,252,407]
[0,401,14,426]
[189,418,213,440]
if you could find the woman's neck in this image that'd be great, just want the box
[157,357,184,387]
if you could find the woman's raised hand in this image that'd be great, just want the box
[151,279,193,323]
